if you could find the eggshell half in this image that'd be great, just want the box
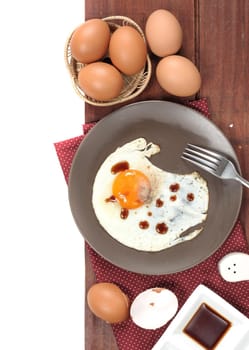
[130,287,178,329]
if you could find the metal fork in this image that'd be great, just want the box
[181,143,249,188]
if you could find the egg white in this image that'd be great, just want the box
[92,138,209,252]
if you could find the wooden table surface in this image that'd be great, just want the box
[84,1,249,349]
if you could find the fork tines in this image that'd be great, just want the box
[181,143,223,173]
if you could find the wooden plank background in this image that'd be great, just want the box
[84,1,249,348]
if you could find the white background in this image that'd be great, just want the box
[0,0,86,349]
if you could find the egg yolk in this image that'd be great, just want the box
[112,169,151,209]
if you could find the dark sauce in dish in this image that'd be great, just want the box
[183,303,232,349]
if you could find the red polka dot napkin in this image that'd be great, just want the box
[54,98,249,350]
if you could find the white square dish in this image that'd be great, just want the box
[152,284,249,350]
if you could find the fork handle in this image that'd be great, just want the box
[235,174,249,188]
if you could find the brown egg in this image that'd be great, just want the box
[87,282,130,323]
[145,9,183,57]
[109,26,147,75]
[156,55,201,97]
[78,62,124,101]
[70,19,110,63]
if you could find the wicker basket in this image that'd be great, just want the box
[65,15,152,107]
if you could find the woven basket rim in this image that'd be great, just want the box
[64,15,152,107]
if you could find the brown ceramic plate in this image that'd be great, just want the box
[68,100,242,274]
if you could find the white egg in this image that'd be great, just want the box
[92,138,209,252]
[130,287,178,329]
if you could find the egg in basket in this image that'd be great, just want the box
[65,16,152,107]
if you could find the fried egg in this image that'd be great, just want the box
[92,138,209,252]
